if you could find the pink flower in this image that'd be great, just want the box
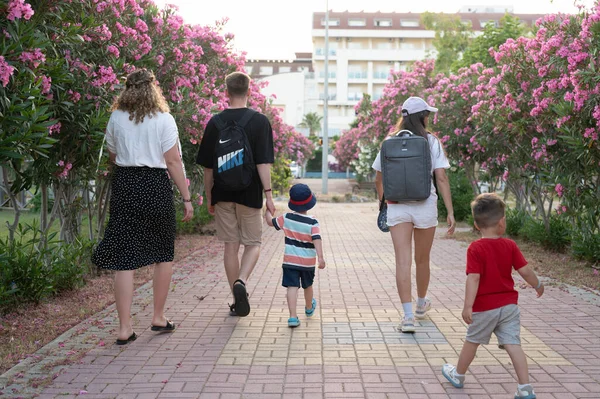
[7,0,34,21]
[18,48,45,68]
[186,178,190,187]
[197,195,203,206]
[48,122,61,135]
[40,75,51,95]
[107,45,120,58]
[0,56,15,87]
[555,183,564,197]
[68,90,81,103]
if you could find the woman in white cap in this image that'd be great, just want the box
[372,96,456,333]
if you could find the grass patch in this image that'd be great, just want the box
[0,210,91,241]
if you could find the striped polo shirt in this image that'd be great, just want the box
[272,212,321,269]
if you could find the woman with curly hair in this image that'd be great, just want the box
[92,69,193,345]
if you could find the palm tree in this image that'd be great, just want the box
[299,112,323,137]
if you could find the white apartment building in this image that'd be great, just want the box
[245,54,319,135]
[311,10,542,135]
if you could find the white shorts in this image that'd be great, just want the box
[386,194,438,229]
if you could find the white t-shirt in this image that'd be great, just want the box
[105,110,181,168]
[372,134,450,196]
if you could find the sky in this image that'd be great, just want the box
[154,0,596,59]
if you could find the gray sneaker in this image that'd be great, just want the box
[399,317,416,333]
[415,298,431,319]
[442,364,465,388]
[514,384,536,399]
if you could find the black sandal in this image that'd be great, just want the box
[150,320,175,332]
[116,332,137,345]
[228,303,237,316]
[232,279,250,317]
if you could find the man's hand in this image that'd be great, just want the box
[265,197,276,215]
[318,257,326,269]
[208,205,215,216]
[462,307,473,324]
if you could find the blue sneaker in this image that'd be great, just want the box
[305,298,317,317]
[288,317,300,328]
[515,385,536,399]
[442,364,465,388]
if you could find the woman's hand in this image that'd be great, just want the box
[447,213,456,235]
[182,202,194,222]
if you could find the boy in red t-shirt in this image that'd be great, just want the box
[442,193,544,399]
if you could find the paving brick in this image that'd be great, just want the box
[1,203,595,399]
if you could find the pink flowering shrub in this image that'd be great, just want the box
[336,2,600,259]
[1,0,312,243]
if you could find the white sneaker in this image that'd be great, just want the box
[399,317,416,333]
[514,384,536,399]
[415,298,432,319]
[441,364,465,388]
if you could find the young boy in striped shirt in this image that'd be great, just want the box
[265,183,326,327]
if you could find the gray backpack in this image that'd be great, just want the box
[381,130,432,202]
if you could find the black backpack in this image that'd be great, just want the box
[381,130,432,202]
[212,109,256,191]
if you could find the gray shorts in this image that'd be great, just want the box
[466,304,521,345]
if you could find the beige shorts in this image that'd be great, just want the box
[215,202,262,246]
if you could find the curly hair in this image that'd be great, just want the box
[111,69,170,124]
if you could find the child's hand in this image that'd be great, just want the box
[535,283,544,298]
[462,307,473,324]
[318,257,326,269]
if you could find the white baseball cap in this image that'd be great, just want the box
[401,96,438,115]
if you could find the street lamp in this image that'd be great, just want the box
[321,0,329,195]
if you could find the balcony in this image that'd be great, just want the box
[319,71,337,83]
[314,48,337,57]
[318,93,337,101]
[372,71,391,80]
[347,71,367,81]
[347,93,364,101]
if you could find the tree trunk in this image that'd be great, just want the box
[85,183,94,241]
[40,184,48,231]
[2,167,20,244]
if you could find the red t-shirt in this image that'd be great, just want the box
[466,238,528,312]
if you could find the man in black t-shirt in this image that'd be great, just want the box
[196,71,275,317]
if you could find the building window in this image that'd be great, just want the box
[374,19,392,27]
[347,41,363,50]
[480,20,498,28]
[321,18,340,26]
[259,66,273,76]
[400,41,417,50]
[244,66,253,75]
[348,18,366,27]
[278,66,291,73]
[375,41,393,50]
[461,19,473,28]
[400,19,419,27]
[348,65,366,79]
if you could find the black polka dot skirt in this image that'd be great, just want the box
[92,166,176,270]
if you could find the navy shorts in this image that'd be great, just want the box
[282,266,315,289]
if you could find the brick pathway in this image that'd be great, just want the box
[3,203,600,398]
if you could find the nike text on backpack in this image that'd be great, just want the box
[381,130,432,202]
[212,109,256,191]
